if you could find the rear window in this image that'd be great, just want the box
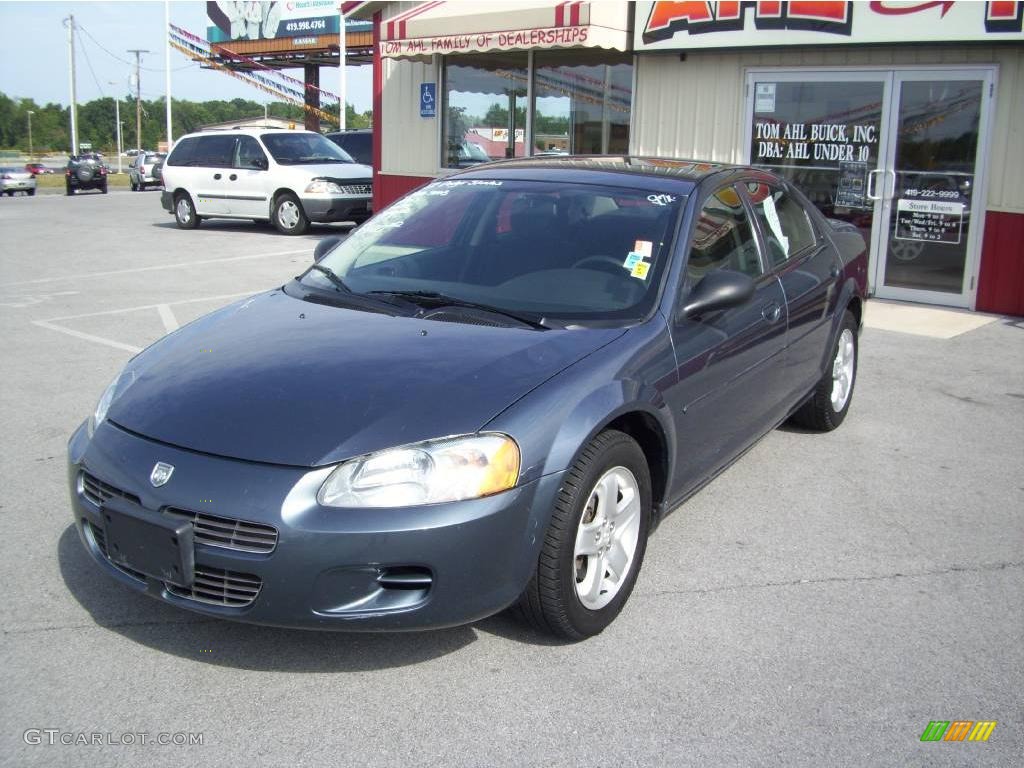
[336,133,371,164]
[166,137,199,167]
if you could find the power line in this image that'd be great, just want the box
[76,28,105,98]
[77,23,195,72]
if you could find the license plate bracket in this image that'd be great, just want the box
[101,498,195,587]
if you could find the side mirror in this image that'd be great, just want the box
[679,269,755,319]
[313,235,343,262]
[253,157,269,170]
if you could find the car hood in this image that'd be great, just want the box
[291,161,372,181]
[108,290,623,467]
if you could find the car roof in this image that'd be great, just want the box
[182,127,322,138]
[447,155,759,192]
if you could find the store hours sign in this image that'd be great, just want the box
[895,199,965,244]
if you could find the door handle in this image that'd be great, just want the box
[229,173,237,181]
[762,302,782,323]
[866,169,883,201]
[213,173,221,180]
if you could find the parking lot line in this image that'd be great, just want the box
[32,290,262,352]
[157,304,179,333]
[0,249,309,288]
[32,319,143,353]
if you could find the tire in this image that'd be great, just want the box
[790,309,858,431]
[272,192,309,235]
[101,184,108,194]
[515,429,652,640]
[173,192,201,229]
[28,189,35,197]
[66,185,74,196]
[130,178,138,191]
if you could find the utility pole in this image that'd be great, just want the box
[64,15,78,155]
[108,82,123,173]
[339,12,346,130]
[26,111,34,161]
[127,49,150,152]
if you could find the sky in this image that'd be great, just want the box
[0,0,372,111]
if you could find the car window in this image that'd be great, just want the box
[260,132,351,165]
[746,183,816,268]
[234,136,267,170]
[341,133,371,164]
[305,180,684,322]
[191,135,237,168]
[686,185,763,281]
[166,137,200,167]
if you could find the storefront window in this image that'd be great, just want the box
[442,53,528,168]
[532,50,633,155]
[749,80,884,251]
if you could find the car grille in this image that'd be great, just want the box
[166,507,278,554]
[335,183,371,195]
[81,471,141,507]
[79,472,278,553]
[87,519,263,607]
[166,566,262,607]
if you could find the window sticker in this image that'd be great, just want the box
[630,261,651,279]
[647,193,676,207]
[623,252,644,269]
[633,240,653,258]
[762,195,790,256]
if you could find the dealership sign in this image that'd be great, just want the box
[635,1,1024,50]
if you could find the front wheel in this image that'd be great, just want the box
[174,193,201,229]
[791,310,858,431]
[28,189,35,197]
[515,430,652,640]
[273,193,309,235]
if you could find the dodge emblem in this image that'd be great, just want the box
[150,462,175,487]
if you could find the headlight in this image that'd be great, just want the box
[88,368,136,436]
[318,433,520,508]
[305,179,343,194]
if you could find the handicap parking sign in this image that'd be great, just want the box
[420,83,436,118]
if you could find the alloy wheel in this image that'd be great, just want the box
[831,328,855,411]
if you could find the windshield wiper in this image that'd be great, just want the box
[368,290,550,330]
[308,264,352,293]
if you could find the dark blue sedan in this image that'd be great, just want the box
[67,157,867,640]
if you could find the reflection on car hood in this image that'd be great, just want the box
[291,161,372,180]
[108,291,623,467]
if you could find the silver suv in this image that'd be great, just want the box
[129,151,166,191]
[160,128,372,235]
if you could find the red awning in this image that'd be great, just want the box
[380,1,632,58]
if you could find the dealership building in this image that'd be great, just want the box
[343,1,1024,315]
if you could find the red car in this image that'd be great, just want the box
[24,163,52,176]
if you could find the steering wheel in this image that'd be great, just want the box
[573,255,625,275]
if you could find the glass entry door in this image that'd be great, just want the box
[746,67,994,308]
[873,71,993,306]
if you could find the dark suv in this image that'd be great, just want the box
[66,154,109,195]
[325,129,372,165]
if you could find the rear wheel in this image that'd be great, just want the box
[515,430,651,640]
[174,192,201,229]
[66,184,74,196]
[100,183,108,194]
[791,310,858,431]
[28,189,35,197]
[273,193,309,235]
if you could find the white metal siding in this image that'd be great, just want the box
[631,46,1024,213]
[378,2,438,178]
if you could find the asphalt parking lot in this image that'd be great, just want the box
[1,192,1021,767]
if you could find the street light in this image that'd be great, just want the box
[26,110,34,161]
[108,81,123,174]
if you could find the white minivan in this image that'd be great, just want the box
[160,128,373,235]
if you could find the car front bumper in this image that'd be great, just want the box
[301,193,372,223]
[67,420,562,631]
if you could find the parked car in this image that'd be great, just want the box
[68,156,866,639]
[0,167,37,196]
[24,162,53,175]
[325,128,372,165]
[65,154,108,195]
[160,128,373,234]
[129,151,166,191]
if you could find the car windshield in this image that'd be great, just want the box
[299,179,685,323]
[260,132,353,164]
